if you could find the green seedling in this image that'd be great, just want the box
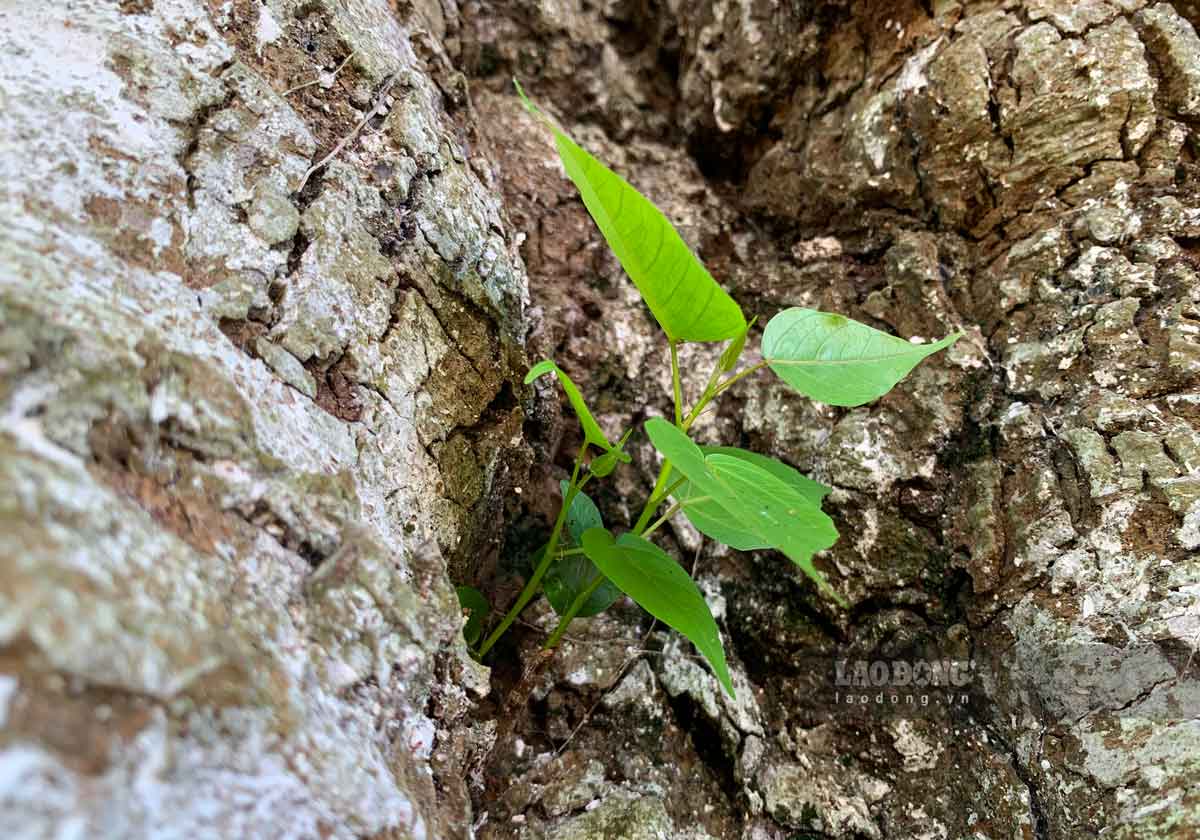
[460,81,962,697]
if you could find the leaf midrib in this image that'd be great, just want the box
[765,349,941,366]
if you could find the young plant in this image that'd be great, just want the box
[457,81,961,697]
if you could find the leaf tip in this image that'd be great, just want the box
[512,77,533,110]
[715,662,736,699]
[524,359,555,384]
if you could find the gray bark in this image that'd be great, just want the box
[1,1,525,837]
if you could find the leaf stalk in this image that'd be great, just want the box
[477,441,589,657]
[543,574,605,649]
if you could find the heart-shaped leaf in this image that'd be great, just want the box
[581,527,733,697]
[645,418,842,604]
[543,482,621,618]
[762,308,961,407]
[516,81,745,344]
[678,447,831,551]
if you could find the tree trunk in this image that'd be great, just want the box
[468,1,1200,838]
[3,1,1198,839]
[1,1,526,837]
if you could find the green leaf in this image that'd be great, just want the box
[561,480,603,542]
[544,483,622,618]
[525,360,614,451]
[719,316,756,373]
[455,586,490,647]
[645,418,843,604]
[700,447,829,506]
[589,429,633,478]
[544,556,621,619]
[678,447,831,551]
[516,81,745,344]
[581,527,734,697]
[762,308,961,407]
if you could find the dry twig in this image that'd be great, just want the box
[283,50,357,97]
[296,72,396,193]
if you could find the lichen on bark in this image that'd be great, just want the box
[1,0,528,837]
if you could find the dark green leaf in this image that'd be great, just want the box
[455,586,490,647]
[581,527,734,697]
[762,308,961,407]
[544,484,622,618]
[516,81,745,344]
[544,554,622,618]
[645,418,843,604]
[561,480,603,543]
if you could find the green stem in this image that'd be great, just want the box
[659,476,686,503]
[640,494,712,539]
[681,360,768,431]
[633,460,672,533]
[543,574,605,649]
[713,360,768,398]
[670,341,683,427]
[639,501,682,538]
[477,441,588,657]
[681,379,718,433]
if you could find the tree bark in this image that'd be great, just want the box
[1,1,526,837]
[468,1,1200,838]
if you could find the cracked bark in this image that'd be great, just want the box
[464,1,1200,839]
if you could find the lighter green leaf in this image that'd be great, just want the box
[544,483,622,617]
[762,309,961,407]
[581,527,733,697]
[525,360,614,452]
[455,586,490,647]
[678,447,831,551]
[705,453,838,570]
[700,447,829,506]
[516,81,744,344]
[645,418,843,604]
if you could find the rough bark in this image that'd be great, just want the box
[463,1,1200,838]
[3,1,1199,839]
[1,1,527,837]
